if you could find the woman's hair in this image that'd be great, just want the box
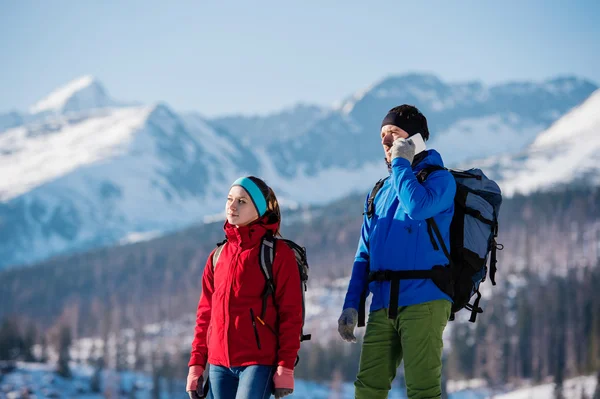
[247,176,281,236]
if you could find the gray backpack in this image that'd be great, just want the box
[417,166,503,322]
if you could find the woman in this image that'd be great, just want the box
[186,176,302,399]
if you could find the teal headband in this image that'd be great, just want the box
[231,177,268,217]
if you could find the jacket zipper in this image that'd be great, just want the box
[225,247,241,365]
[250,308,261,350]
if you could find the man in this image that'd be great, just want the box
[338,104,455,399]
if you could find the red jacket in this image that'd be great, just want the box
[188,217,303,369]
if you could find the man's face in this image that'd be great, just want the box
[381,124,409,163]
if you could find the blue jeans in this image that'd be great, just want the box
[208,364,275,399]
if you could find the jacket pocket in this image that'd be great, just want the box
[250,308,261,350]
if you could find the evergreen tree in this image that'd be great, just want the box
[39,335,49,363]
[0,318,21,360]
[56,325,72,379]
[151,351,161,399]
[593,369,600,399]
[553,334,566,399]
[22,323,37,362]
[90,365,102,393]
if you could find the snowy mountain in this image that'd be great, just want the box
[267,74,597,176]
[466,88,600,196]
[0,74,597,268]
[28,75,121,116]
[0,101,263,267]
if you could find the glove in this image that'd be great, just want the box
[337,308,358,343]
[391,138,416,164]
[273,366,294,398]
[186,365,205,399]
[274,388,294,399]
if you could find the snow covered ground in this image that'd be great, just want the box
[0,362,596,399]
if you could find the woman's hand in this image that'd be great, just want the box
[186,365,205,398]
[273,366,294,398]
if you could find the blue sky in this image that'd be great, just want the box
[1,0,598,117]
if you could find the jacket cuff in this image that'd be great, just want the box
[392,157,411,169]
[278,358,297,370]
[188,353,207,368]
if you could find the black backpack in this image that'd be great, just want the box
[212,234,311,346]
[360,166,503,325]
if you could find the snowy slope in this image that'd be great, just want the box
[493,375,597,399]
[2,361,596,399]
[468,89,600,196]
[428,114,545,166]
[0,107,154,201]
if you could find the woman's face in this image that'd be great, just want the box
[226,185,259,227]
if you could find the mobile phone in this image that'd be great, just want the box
[408,133,427,154]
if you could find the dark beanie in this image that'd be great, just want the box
[380,106,429,141]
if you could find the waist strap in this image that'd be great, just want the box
[368,270,435,282]
[368,267,450,320]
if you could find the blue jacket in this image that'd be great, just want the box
[343,149,456,313]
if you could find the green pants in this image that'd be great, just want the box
[355,299,451,399]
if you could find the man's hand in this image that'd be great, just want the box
[391,138,416,164]
[338,308,358,343]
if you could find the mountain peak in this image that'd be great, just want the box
[29,75,116,115]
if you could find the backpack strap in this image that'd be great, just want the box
[489,218,502,286]
[416,165,447,183]
[259,234,277,320]
[364,177,389,219]
[426,218,452,264]
[358,291,368,328]
[464,291,483,322]
[260,237,312,349]
[415,165,453,264]
[212,239,227,270]
[281,239,312,343]
[279,239,311,342]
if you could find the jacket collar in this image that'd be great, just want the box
[224,216,279,249]
[411,151,429,168]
